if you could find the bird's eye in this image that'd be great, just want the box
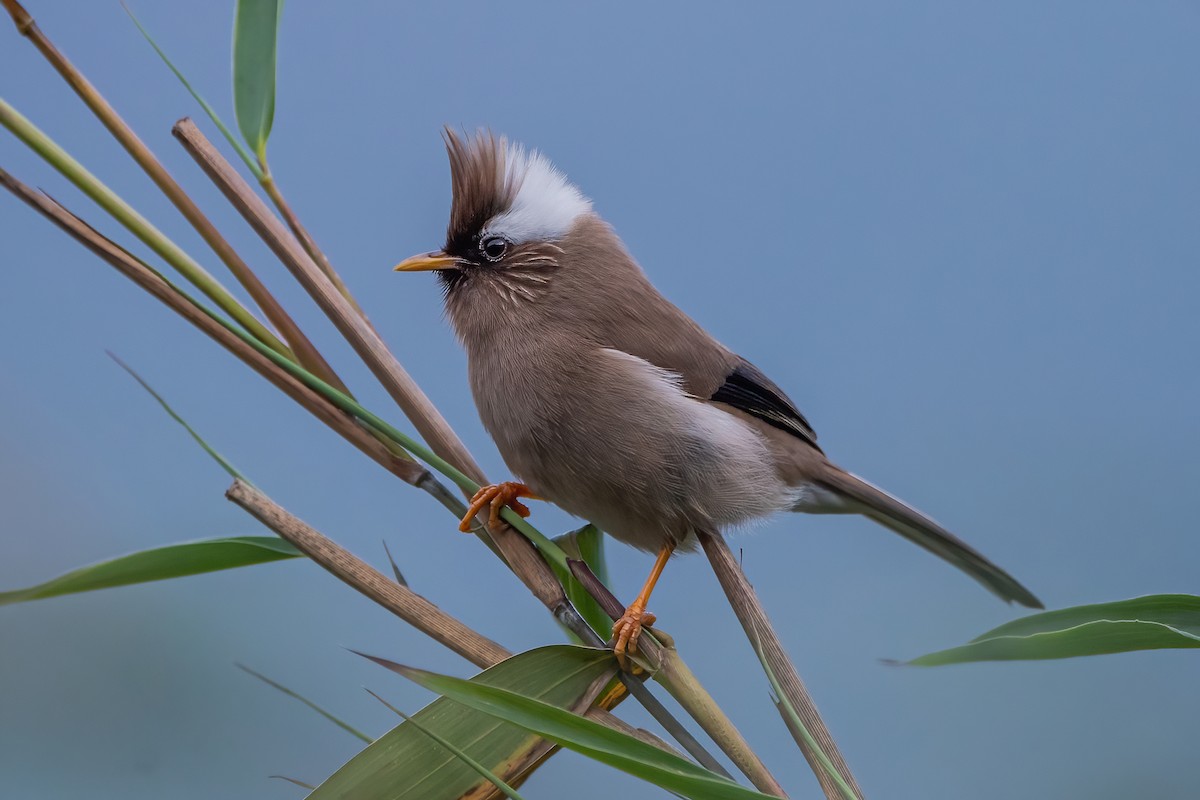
[480,236,508,261]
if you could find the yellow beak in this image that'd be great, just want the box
[393,251,457,272]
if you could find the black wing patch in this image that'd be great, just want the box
[709,359,821,452]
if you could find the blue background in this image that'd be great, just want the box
[1,3,1197,798]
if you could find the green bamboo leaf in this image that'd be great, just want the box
[906,594,1200,666]
[237,663,372,743]
[232,0,283,166]
[365,689,528,800]
[309,646,615,799]
[0,537,302,606]
[123,1,262,178]
[372,651,779,800]
[552,525,612,640]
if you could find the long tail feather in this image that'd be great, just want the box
[816,468,1043,608]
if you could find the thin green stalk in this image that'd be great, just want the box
[122,0,366,322]
[237,663,372,743]
[121,1,262,179]
[654,645,787,796]
[0,95,289,358]
[699,531,862,800]
[259,171,371,323]
[107,351,247,483]
[750,633,858,800]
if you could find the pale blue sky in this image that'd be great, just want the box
[1,3,1197,798]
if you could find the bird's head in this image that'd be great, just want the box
[394,130,593,308]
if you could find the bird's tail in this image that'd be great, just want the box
[815,467,1043,608]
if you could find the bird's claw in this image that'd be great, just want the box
[612,605,657,671]
[458,481,537,532]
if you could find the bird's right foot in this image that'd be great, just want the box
[612,603,657,670]
[458,481,537,532]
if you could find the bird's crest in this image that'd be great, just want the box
[443,129,590,252]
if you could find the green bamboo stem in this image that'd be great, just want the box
[228,478,689,797]
[656,647,787,797]
[2,0,347,394]
[0,169,436,493]
[0,96,289,358]
[750,637,859,800]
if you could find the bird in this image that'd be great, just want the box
[395,131,1042,665]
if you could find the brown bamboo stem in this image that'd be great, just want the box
[172,118,485,486]
[227,479,510,667]
[699,530,863,800]
[224,477,663,784]
[259,172,373,328]
[0,0,347,394]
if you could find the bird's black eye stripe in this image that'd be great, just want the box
[480,236,509,261]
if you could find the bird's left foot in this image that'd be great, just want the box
[612,604,657,670]
[458,481,538,532]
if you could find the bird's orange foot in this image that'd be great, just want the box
[612,604,657,670]
[458,481,538,533]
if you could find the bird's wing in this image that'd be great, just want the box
[708,358,822,452]
[592,303,822,451]
[604,327,822,452]
[578,255,820,451]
